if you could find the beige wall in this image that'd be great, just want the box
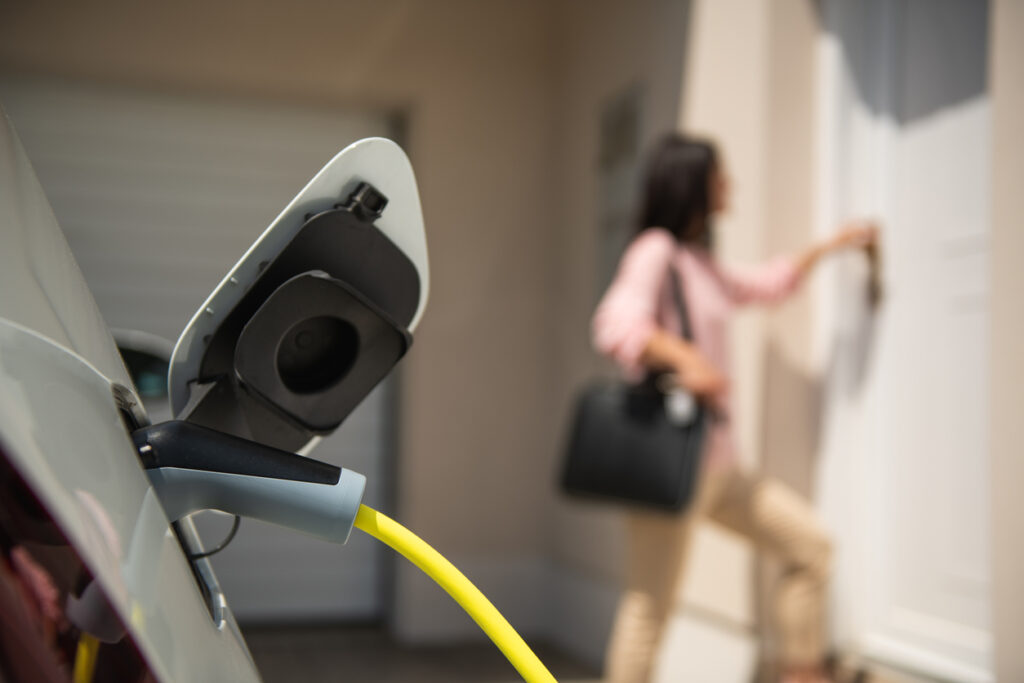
[676,0,772,630]
[759,0,820,492]
[757,1,821,664]
[989,0,1024,679]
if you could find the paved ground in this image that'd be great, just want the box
[243,623,600,682]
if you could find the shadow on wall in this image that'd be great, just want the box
[761,247,882,495]
[760,343,825,498]
[759,315,880,493]
[824,0,988,123]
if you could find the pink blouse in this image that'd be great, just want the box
[591,228,804,466]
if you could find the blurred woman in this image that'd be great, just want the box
[593,133,876,683]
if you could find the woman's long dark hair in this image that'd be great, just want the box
[636,133,718,246]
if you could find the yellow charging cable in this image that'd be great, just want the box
[73,633,100,683]
[354,504,557,683]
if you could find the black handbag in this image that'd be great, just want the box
[561,265,707,512]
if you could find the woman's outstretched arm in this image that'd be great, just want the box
[719,220,878,306]
[794,220,878,280]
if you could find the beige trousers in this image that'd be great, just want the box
[604,464,833,682]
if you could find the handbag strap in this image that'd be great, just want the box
[667,260,722,422]
[667,263,694,342]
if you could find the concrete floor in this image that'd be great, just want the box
[242,622,946,683]
[242,623,600,683]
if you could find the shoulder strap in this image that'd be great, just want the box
[667,264,694,342]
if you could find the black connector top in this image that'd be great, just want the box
[133,420,341,485]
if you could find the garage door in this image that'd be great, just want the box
[0,78,397,621]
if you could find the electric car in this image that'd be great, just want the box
[0,106,429,681]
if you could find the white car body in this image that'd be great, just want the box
[0,106,260,681]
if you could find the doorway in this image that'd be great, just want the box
[815,1,992,680]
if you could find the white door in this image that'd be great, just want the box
[0,79,396,621]
[815,1,992,681]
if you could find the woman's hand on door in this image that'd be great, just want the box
[829,219,879,251]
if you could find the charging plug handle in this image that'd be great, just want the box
[134,421,365,544]
[134,421,340,483]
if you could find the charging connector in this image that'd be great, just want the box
[134,421,365,544]
[134,421,554,682]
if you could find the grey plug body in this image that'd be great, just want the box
[135,421,365,545]
[147,467,365,544]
